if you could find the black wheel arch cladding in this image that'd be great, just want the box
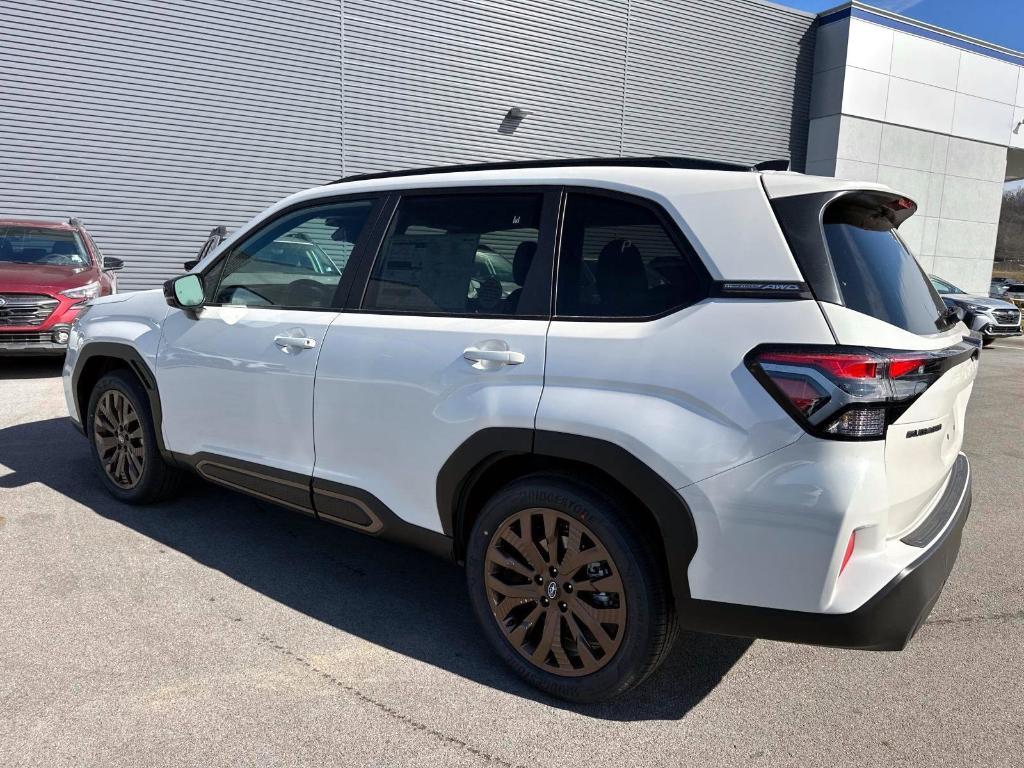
[437,427,699,602]
[72,342,174,461]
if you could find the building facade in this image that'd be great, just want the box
[1,0,1020,292]
[806,4,1024,293]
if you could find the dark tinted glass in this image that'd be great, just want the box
[211,200,373,309]
[824,200,951,335]
[555,193,704,318]
[363,193,544,316]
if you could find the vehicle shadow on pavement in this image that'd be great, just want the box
[0,358,65,379]
[0,416,752,722]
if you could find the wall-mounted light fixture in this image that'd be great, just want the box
[1014,119,1024,135]
[498,107,530,135]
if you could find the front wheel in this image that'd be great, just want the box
[86,370,182,504]
[466,474,676,702]
[982,336,995,348]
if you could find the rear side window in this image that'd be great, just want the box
[555,192,705,318]
[823,198,951,335]
[362,192,546,316]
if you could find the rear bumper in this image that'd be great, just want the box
[680,454,971,650]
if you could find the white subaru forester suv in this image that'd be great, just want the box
[64,158,977,702]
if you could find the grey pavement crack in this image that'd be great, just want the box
[229,616,525,768]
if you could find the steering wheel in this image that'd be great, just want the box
[285,279,335,308]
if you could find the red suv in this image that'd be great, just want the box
[0,218,122,355]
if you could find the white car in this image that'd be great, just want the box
[63,158,977,702]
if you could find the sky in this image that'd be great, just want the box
[781,0,1024,52]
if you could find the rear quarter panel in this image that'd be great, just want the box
[536,298,836,490]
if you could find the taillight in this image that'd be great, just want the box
[746,342,978,440]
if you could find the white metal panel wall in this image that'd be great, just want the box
[0,0,342,290]
[622,0,816,167]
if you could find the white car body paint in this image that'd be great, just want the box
[156,304,339,477]
[535,298,834,490]
[65,163,978,625]
[63,289,169,430]
[313,313,548,533]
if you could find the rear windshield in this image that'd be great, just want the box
[822,197,952,335]
[0,226,91,267]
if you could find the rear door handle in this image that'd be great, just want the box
[463,347,526,365]
[274,335,317,350]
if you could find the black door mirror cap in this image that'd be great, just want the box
[103,256,124,271]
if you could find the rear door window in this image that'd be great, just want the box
[823,197,952,335]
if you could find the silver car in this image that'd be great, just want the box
[931,275,1022,347]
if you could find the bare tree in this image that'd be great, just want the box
[995,186,1024,277]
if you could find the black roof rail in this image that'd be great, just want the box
[329,155,790,184]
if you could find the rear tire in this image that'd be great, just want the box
[86,370,182,504]
[466,474,676,703]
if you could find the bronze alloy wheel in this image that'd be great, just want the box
[93,389,146,490]
[484,507,627,677]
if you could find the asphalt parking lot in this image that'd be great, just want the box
[1,341,1022,768]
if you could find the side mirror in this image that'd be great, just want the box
[163,273,205,310]
[103,256,124,271]
[183,259,199,271]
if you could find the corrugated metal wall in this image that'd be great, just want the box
[0,0,814,290]
[0,0,342,290]
[341,0,629,173]
[622,0,816,166]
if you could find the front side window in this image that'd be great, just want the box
[0,226,90,267]
[210,199,374,309]
[555,192,705,318]
[362,192,545,316]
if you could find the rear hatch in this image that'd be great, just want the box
[763,177,979,537]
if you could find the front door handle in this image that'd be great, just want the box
[463,347,525,365]
[274,335,317,350]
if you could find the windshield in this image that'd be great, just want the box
[0,226,91,267]
[930,276,965,295]
[823,198,952,335]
